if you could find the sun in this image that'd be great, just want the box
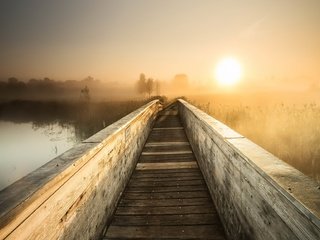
[215,57,242,86]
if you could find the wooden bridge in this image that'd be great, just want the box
[103,104,226,239]
[0,99,319,240]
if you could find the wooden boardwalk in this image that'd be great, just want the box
[103,104,226,239]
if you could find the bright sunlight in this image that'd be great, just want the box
[215,57,242,86]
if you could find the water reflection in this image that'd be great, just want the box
[0,121,77,190]
[0,100,146,191]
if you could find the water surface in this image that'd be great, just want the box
[0,100,146,191]
[0,121,78,190]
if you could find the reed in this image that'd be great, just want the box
[189,94,320,182]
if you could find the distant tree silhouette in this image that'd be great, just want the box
[146,78,154,98]
[135,74,156,98]
[136,73,147,96]
[80,86,90,102]
[7,77,26,91]
[8,77,19,85]
[83,76,95,83]
[0,76,109,101]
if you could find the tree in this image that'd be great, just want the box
[80,85,90,102]
[136,73,147,96]
[146,78,154,98]
[8,77,19,85]
[83,76,94,82]
[7,77,26,91]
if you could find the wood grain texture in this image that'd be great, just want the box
[139,152,195,163]
[178,99,320,240]
[105,225,226,239]
[118,198,212,207]
[111,213,219,225]
[104,104,226,239]
[0,100,162,240]
[136,162,198,170]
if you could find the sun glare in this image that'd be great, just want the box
[215,57,242,86]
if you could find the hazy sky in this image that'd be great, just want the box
[1,0,319,89]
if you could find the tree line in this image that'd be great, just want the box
[0,76,103,101]
[135,73,189,98]
[136,73,161,97]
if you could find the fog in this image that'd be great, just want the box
[1,1,320,88]
[0,0,320,183]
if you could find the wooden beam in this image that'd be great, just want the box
[136,162,198,170]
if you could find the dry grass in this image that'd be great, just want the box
[188,93,320,182]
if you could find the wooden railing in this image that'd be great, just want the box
[178,99,320,240]
[0,100,162,240]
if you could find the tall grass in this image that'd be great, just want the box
[189,94,320,183]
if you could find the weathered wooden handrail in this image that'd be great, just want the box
[178,99,320,240]
[0,100,162,240]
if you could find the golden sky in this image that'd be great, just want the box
[1,0,319,90]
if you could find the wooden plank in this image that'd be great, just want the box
[134,167,199,173]
[150,127,184,132]
[111,213,220,226]
[147,130,188,142]
[128,179,205,187]
[147,136,188,142]
[122,191,210,200]
[132,172,202,179]
[139,153,195,163]
[153,127,184,130]
[130,175,203,182]
[132,173,202,179]
[143,145,192,152]
[125,185,207,193]
[154,121,182,127]
[115,205,216,215]
[145,142,190,147]
[154,116,182,128]
[119,198,212,207]
[136,162,198,170]
[105,225,226,239]
[149,129,186,135]
[141,151,193,155]
[154,122,182,128]
[140,158,195,163]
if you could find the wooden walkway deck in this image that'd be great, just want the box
[103,104,226,239]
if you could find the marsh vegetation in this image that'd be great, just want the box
[189,93,320,182]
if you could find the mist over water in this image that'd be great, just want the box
[0,100,147,190]
[0,121,77,190]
